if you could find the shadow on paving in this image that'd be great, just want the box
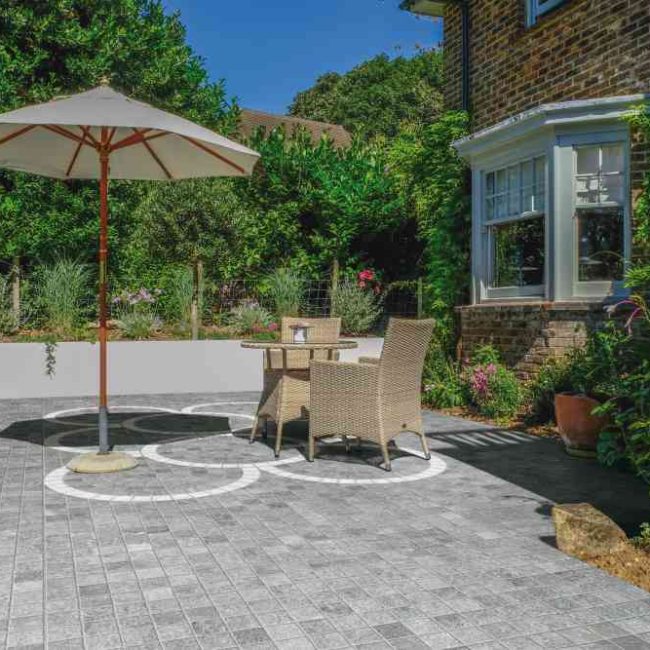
[0,412,238,448]
[427,422,649,536]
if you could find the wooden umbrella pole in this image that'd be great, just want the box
[98,140,110,454]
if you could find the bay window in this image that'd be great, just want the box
[484,156,546,297]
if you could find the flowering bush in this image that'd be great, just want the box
[357,268,382,294]
[464,346,521,420]
[112,287,162,339]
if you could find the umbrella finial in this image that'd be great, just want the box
[99,75,111,87]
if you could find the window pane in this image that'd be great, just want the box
[496,169,507,193]
[534,158,545,211]
[486,197,495,221]
[576,175,599,205]
[491,218,545,288]
[602,144,623,173]
[600,174,623,204]
[496,193,507,218]
[577,146,599,174]
[486,172,495,196]
[507,166,520,215]
[577,207,624,281]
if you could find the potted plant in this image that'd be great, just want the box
[553,327,622,458]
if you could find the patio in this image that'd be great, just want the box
[0,394,649,650]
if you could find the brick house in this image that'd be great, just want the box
[405,0,650,376]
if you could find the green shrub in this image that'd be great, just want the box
[265,268,303,319]
[112,288,162,340]
[0,275,19,336]
[525,358,572,424]
[332,280,382,334]
[164,267,193,330]
[632,522,650,552]
[229,302,274,336]
[37,259,91,336]
[422,343,466,408]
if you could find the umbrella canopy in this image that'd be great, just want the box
[0,84,259,179]
[0,83,259,470]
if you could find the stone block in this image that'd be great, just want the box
[552,503,629,560]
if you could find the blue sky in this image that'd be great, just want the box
[162,1,441,115]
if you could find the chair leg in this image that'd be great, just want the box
[419,431,431,460]
[308,432,315,462]
[250,415,259,443]
[380,442,392,472]
[274,420,283,458]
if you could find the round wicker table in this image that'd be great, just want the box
[241,339,358,456]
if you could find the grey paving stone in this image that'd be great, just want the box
[0,393,648,650]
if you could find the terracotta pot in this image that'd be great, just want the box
[554,393,608,458]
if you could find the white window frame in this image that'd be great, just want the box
[571,140,630,298]
[480,154,548,300]
[526,0,567,26]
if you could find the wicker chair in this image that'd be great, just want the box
[308,318,435,471]
[250,317,341,457]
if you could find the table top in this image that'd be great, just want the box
[240,339,358,351]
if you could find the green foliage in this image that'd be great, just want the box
[423,342,466,409]
[235,129,405,280]
[289,50,443,139]
[36,259,91,335]
[0,0,238,281]
[132,178,240,279]
[0,275,18,336]
[331,280,382,335]
[163,267,193,330]
[228,303,273,336]
[388,112,470,349]
[525,358,572,424]
[264,268,303,319]
[632,522,650,551]
[112,288,161,340]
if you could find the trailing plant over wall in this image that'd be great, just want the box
[388,111,471,349]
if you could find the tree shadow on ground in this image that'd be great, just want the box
[426,421,649,536]
[0,412,235,449]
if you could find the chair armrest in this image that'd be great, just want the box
[357,356,379,365]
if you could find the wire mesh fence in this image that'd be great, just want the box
[213,278,421,321]
[1,270,424,337]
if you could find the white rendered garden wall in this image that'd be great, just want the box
[0,338,384,399]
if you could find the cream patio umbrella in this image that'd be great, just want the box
[0,81,259,473]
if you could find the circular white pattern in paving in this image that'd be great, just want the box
[45,465,261,502]
[43,401,448,501]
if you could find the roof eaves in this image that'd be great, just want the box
[453,94,649,159]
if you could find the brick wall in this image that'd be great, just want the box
[458,303,608,379]
[443,0,650,132]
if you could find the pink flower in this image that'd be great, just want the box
[358,269,375,281]
[268,322,278,332]
[486,363,497,375]
[358,280,366,289]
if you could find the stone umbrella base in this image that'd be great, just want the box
[67,451,138,474]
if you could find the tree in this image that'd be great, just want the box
[289,50,443,140]
[234,128,405,283]
[133,178,242,339]
[0,0,238,313]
